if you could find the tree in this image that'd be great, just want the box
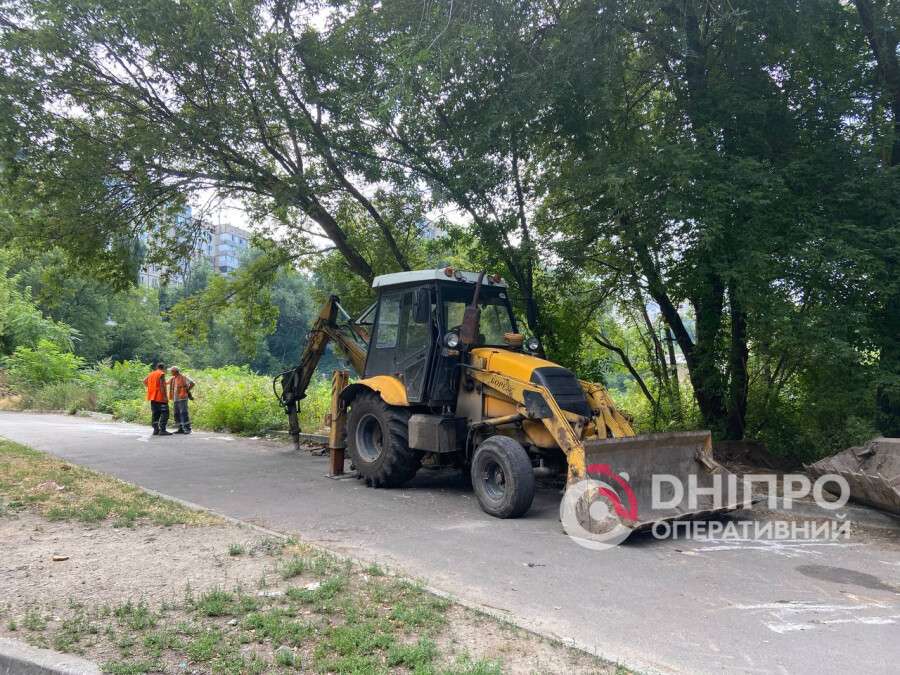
[0,0,413,285]
[853,0,900,435]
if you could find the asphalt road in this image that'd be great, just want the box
[2,412,899,674]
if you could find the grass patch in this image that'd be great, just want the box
[387,637,438,670]
[0,439,215,526]
[101,660,159,675]
[185,628,222,662]
[286,575,347,605]
[193,589,235,617]
[364,562,386,576]
[274,646,297,667]
[23,607,46,631]
[227,542,245,556]
[243,608,311,646]
[113,601,156,631]
[278,556,307,579]
[314,619,397,672]
[142,629,182,656]
[447,654,504,675]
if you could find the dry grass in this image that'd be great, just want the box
[0,394,23,411]
[0,438,216,527]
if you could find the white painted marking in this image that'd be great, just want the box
[731,599,900,634]
[766,614,900,634]
[734,601,889,612]
[440,521,491,531]
[689,538,866,557]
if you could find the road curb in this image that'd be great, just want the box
[0,637,100,675]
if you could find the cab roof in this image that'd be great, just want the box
[371,268,507,289]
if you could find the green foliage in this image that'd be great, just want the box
[24,381,96,414]
[3,339,84,391]
[0,251,73,356]
[81,361,149,414]
[185,366,285,434]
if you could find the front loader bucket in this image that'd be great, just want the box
[576,431,750,532]
[807,437,900,515]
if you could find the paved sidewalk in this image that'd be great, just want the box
[2,412,899,674]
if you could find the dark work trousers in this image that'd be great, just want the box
[150,401,169,433]
[173,399,191,432]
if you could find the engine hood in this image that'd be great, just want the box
[470,348,592,418]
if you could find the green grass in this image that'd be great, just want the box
[101,659,159,674]
[185,628,222,662]
[227,542,245,556]
[142,629,182,657]
[113,602,156,631]
[387,637,439,670]
[274,646,297,667]
[242,608,311,646]
[193,589,235,617]
[364,562,386,576]
[22,607,46,632]
[286,574,347,604]
[279,556,306,579]
[0,439,215,526]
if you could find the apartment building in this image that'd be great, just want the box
[137,211,252,286]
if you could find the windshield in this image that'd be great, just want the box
[441,285,516,346]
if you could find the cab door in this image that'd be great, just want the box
[365,286,434,403]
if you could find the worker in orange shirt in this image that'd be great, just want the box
[168,366,195,434]
[143,362,171,436]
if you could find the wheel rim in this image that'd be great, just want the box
[355,413,384,462]
[480,458,506,501]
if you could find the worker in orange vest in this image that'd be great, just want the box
[168,366,195,434]
[143,362,171,436]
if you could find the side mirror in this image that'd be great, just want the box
[413,287,431,324]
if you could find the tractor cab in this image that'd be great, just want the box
[363,268,518,407]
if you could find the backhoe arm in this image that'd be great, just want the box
[274,295,368,448]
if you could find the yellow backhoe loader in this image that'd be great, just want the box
[274,268,746,536]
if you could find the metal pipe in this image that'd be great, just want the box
[469,413,525,430]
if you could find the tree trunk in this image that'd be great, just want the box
[725,284,749,440]
[307,200,374,283]
[632,237,727,430]
[688,268,728,433]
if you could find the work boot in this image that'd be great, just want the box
[173,428,186,434]
[158,430,173,436]
[152,428,159,436]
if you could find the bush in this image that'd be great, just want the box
[81,360,150,413]
[2,339,84,392]
[26,381,96,413]
[112,396,147,424]
[297,376,331,433]
[188,366,287,435]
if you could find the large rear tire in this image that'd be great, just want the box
[347,391,421,488]
[471,435,535,518]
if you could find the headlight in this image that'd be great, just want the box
[525,336,540,352]
[444,331,460,348]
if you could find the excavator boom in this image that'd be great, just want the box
[273,295,368,447]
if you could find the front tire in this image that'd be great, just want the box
[471,435,535,518]
[347,391,421,488]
